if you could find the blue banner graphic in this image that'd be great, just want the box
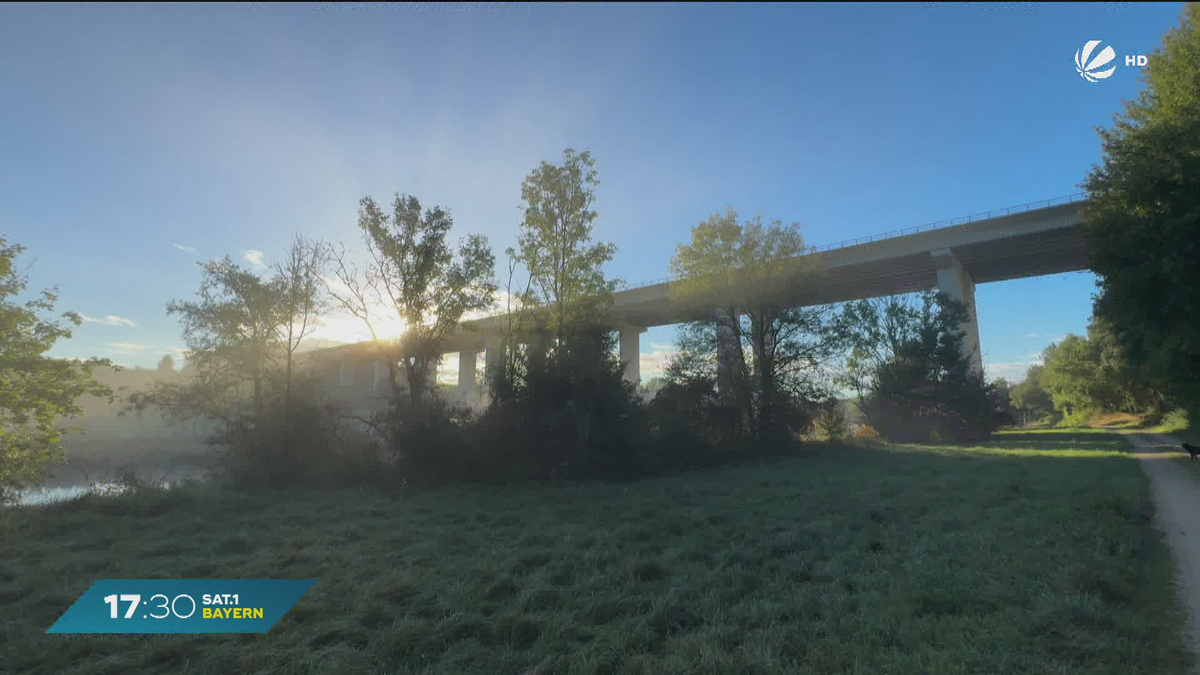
[46,579,316,634]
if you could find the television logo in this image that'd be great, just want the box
[1075,40,1147,83]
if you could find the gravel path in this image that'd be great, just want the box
[1129,432,1200,670]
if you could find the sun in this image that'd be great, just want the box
[309,308,408,346]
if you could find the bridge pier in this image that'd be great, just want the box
[619,325,645,386]
[931,249,983,376]
[484,339,504,397]
[456,349,478,404]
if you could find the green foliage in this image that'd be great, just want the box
[666,210,837,445]
[471,150,645,484]
[990,377,1017,427]
[215,378,380,490]
[1040,335,1106,417]
[476,328,647,483]
[1010,365,1057,426]
[1036,317,1168,424]
[811,397,849,441]
[136,243,342,487]
[833,291,1000,442]
[512,148,618,341]
[159,256,285,421]
[1083,3,1200,418]
[333,195,496,413]
[0,238,111,500]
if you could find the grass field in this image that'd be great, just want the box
[1,429,1192,674]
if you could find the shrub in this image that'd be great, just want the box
[645,378,724,472]
[215,384,383,490]
[811,399,848,442]
[479,328,648,482]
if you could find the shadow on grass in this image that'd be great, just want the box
[1,429,1193,675]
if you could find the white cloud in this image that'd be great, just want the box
[985,360,1040,383]
[639,342,678,381]
[81,313,138,327]
[108,342,156,352]
[1023,333,1040,339]
[172,243,197,253]
[242,249,267,269]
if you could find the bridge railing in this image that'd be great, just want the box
[623,192,1088,291]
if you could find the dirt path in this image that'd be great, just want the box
[1129,433,1200,667]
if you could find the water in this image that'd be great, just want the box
[12,482,149,506]
[10,474,210,507]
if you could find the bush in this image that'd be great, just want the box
[848,423,881,442]
[811,399,848,442]
[644,378,725,472]
[385,397,478,486]
[479,328,648,482]
[863,388,998,443]
[214,384,385,490]
[1157,408,1190,434]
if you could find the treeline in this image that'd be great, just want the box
[1005,317,1172,427]
[101,149,1006,490]
[1,151,1009,500]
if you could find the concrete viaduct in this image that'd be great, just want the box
[436,194,1091,402]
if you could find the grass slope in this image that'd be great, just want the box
[1,429,1191,674]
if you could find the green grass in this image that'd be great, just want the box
[1,429,1191,674]
[1143,410,1200,446]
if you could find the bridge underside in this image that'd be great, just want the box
[429,201,1091,401]
[613,224,1090,328]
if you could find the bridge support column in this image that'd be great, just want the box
[931,249,983,376]
[457,349,478,404]
[484,339,505,397]
[619,326,645,386]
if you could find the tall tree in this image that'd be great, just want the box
[0,238,111,500]
[164,257,283,422]
[668,210,836,442]
[514,149,618,345]
[329,194,496,414]
[272,235,329,439]
[1083,3,1200,418]
[157,355,175,373]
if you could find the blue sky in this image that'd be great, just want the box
[0,2,1184,382]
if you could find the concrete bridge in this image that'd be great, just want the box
[443,194,1090,401]
[317,194,1091,408]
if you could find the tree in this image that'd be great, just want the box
[131,249,340,488]
[0,238,111,500]
[1083,3,1200,419]
[1087,315,1167,416]
[512,148,618,346]
[991,377,1016,427]
[474,149,642,482]
[1035,320,1167,423]
[329,194,496,416]
[272,235,329,444]
[162,257,284,423]
[1039,335,1107,419]
[833,291,999,442]
[1010,364,1055,426]
[667,209,837,443]
[156,355,175,373]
